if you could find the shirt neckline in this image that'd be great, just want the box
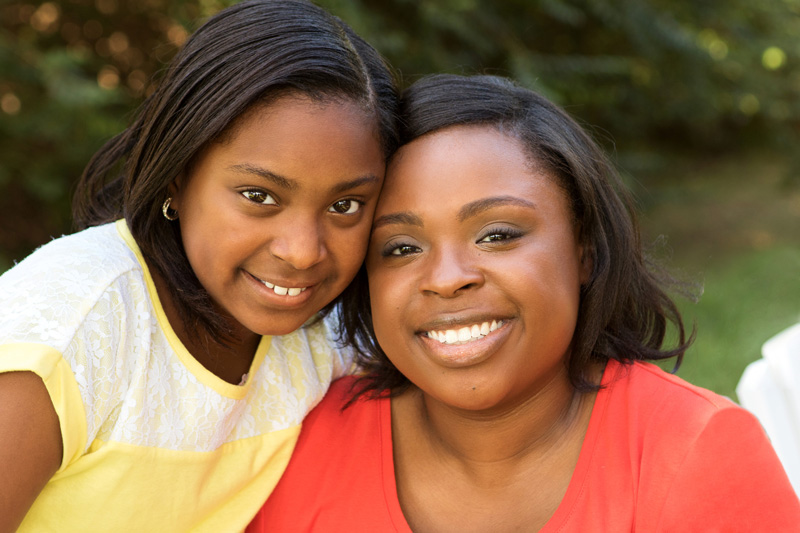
[379,360,619,531]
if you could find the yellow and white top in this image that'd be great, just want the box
[0,220,352,532]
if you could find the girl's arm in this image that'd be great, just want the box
[0,371,62,533]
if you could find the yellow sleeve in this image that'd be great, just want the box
[0,343,88,471]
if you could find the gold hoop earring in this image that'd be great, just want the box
[162,197,178,221]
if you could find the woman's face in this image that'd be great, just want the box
[170,94,385,338]
[367,125,590,412]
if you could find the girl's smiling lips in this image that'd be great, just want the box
[243,270,317,306]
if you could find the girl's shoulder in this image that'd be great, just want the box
[0,221,146,352]
[1,221,138,289]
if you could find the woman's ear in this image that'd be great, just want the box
[579,243,593,285]
[574,223,593,285]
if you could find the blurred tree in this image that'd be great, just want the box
[0,0,197,267]
[1,0,798,268]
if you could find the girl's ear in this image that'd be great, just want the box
[166,173,185,210]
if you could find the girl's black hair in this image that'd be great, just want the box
[340,73,695,397]
[72,0,399,342]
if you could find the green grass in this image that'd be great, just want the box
[670,246,800,400]
[636,151,800,400]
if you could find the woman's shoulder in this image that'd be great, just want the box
[305,377,377,424]
[568,360,799,530]
[602,361,800,528]
[292,376,386,456]
[599,360,785,486]
[597,360,764,459]
[606,359,740,420]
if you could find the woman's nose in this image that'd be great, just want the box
[419,245,484,297]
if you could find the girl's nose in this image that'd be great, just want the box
[268,216,326,270]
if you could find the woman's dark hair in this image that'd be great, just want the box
[340,73,695,397]
[72,0,399,342]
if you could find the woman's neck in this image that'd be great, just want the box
[391,366,601,533]
[399,370,592,470]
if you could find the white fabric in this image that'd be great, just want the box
[737,322,800,495]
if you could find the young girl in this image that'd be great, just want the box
[249,74,800,531]
[0,1,397,531]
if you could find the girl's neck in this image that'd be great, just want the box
[148,260,260,385]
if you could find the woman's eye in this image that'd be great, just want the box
[480,233,510,242]
[386,243,421,257]
[242,190,277,205]
[329,199,361,214]
[478,227,523,243]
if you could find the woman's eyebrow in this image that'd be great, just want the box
[227,163,297,190]
[373,196,535,230]
[458,196,536,222]
[372,212,423,230]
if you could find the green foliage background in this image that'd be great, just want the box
[2,0,799,265]
[1,0,799,397]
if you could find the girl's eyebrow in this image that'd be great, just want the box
[458,196,536,222]
[330,175,381,194]
[228,163,297,190]
[227,163,380,194]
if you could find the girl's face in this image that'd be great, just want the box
[367,125,590,412]
[170,95,385,338]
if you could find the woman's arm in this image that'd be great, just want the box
[0,371,62,533]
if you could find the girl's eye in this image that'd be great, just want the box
[383,242,421,257]
[329,199,361,214]
[242,190,277,205]
[478,226,523,243]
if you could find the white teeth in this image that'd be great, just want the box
[426,320,504,345]
[259,278,307,297]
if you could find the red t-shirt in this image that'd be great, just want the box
[248,360,800,532]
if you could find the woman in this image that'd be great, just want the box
[249,74,799,532]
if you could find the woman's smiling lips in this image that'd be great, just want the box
[416,317,511,367]
[425,319,504,344]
